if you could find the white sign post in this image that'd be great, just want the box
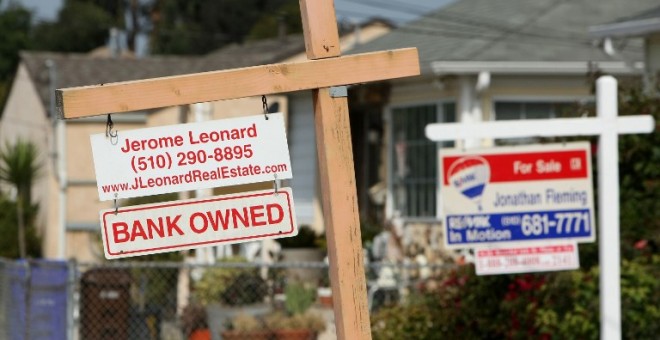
[425,76,655,340]
[91,112,292,201]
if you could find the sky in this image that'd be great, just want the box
[335,0,453,25]
[3,0,63,22]
[3,0,453,57]
[6,0,453,25]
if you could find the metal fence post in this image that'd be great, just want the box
[67,259,76,340]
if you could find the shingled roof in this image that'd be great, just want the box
[590,5,660,38]
[349,0,660,74]
[21,34,307,110]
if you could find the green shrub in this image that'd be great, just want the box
[284,282,316,315]
[371,255,660,339]
[371,265,510,339]
[194,256,266,305]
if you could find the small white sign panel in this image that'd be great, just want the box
[91,113,292,201]
[475,242,580,276]
[99,188,297,259]
[440,142,595,248]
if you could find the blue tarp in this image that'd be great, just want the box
[8,260,68,340]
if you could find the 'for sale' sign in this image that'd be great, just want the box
[91,113,292,201]
[99,188,297,259]
[439,142,595,248]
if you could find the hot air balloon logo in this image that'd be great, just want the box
[447,156,491,211]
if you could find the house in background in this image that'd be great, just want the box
[0,20,392,262]
[589,4,660,87]
[327,0,659,257]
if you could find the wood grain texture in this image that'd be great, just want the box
[313,88,371,339]
[299,0,341,59]
[299,2,372,338]
[57,48,419,119]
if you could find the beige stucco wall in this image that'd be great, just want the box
[67,230,103,261]
[148,105,182,128]
[45,173,59,258]
[0,63,54,256]
[148,96,288,127]
[64,120,147,261]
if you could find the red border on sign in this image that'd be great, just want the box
[102,190,296,256]
[476,244,576,257]
[442,149,589,185]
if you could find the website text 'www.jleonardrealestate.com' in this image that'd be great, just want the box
[101,163,288,194]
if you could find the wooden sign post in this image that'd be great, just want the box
[57,1,420,338]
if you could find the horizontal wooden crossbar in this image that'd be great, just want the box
[56,48,419,119]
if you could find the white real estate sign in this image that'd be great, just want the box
[91,113,292,201]
[440,142,595,249]
[475,241,580,276]
[99,188,298,259]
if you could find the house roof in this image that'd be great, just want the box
[20,17,397,112]
[204,34,307,66]
[20,35,308,112]
[349,0,660,75]
[590,5,660,38]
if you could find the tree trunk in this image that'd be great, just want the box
[17,195,26,258]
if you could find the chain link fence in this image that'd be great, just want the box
[0,257,455,340]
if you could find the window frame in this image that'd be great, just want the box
[490,95,593,121]
[385,100,456,222]
[490,96,594,145]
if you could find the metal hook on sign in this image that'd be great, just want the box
[273,173,280,195]
[106,114,119,145]
[114,193,119,215]
[262,95,269,120]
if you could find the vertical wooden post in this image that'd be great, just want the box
[299,0,341,59]
[300,1,372,339]
[313,89,371,339]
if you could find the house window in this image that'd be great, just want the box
[494,101,585,144]
[389,102,455,219]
